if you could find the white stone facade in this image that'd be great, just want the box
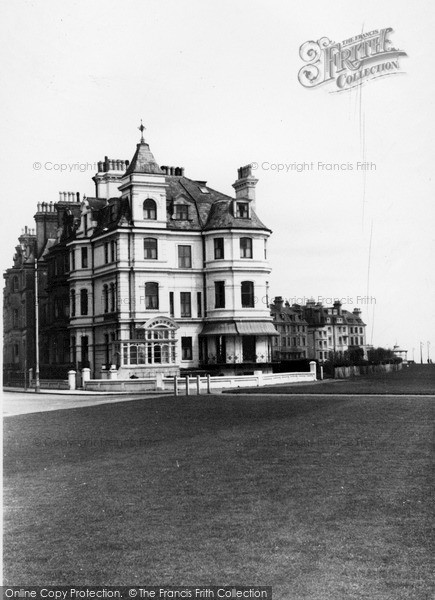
[67,139,277,378]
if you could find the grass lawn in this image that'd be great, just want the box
[4,392,434,599]
[229,364,435,396]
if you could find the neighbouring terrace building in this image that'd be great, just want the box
[269,297,308,360]
[303,300,367,361]
[3,132,278,380]
[269,298,367,363]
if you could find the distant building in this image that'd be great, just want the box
[39,195,82,374]
[392,345,408,365]
[3,197,83,383]
[269,297,308,360]
[3,227,38,382]
[269,298,367,362]
[303,300,367,361]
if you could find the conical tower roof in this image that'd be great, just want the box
[125,140,162,175]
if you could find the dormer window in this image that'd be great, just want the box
[143,198,157,220]
[174,204,189,220]
[236,202,249,219]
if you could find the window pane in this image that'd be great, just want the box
[110,283,116,312]
[145,282,159,309]
[178,245,191,268]
[175,204,188,220]
[241,281,254,308]
[103,285,108,312]
[180,292,191,317]
[181,337,192,360]
[81,247,88,268]
[197,292,202,317]
[144,238,158,259]
[215,281,225,308]
[80,289,88,315]
[214,238,224,259]
[240,237,252,258]
[143,199,157,220]
[236,202,249,218]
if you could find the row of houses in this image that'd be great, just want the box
[270,297,366,362]
[3,132,367,381]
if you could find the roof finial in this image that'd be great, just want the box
[138,119,146,143]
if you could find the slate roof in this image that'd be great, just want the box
[86,139,270,235]
[164,176,270,232]
[91,197,132,236]
[270,301,308,325]
[342,309,366,326]
[87,175,269,235]
[302,305,366,327]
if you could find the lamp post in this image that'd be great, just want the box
[427,341,431,364]
[34,258,40,393]
[420,341,423,365]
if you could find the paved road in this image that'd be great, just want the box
[2,391,171,417]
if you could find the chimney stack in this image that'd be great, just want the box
[232,164,259,210]
[273,296,284,312]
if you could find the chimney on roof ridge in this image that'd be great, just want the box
[273,296,284,311]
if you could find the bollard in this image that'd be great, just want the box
[254,370,263,387]
[196,375,201,395]
[82,367,91,387]
[185,375,190,396]
[156,372,164,391]
[320,365,324,380]
[207,374,211,394]
[174,376,178,396]
[109,367,118,380]
[68,370,76,390]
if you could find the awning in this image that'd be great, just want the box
[235,321,279,336]
[200,322,239,336]
[200,321,278,336]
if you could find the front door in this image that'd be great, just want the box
[242,336,256,362]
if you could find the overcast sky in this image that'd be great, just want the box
[1,0,434,361]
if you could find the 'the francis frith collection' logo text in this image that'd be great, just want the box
[298,28,407,91]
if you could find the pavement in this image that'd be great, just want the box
[1,389,172,417]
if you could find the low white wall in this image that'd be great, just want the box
[83,371,315,393]
[84,379,156,392]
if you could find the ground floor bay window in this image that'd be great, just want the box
[199,320,278,369]
[119,317,178,367]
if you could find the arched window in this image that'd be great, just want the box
[103,285,109,313]
[144,238,158,259]
[240,237,253,258]
[12,276,19,292]
[121,317,178,366]
[143,198,157,220]
[241,281,255,308]
[145,282,159,309]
